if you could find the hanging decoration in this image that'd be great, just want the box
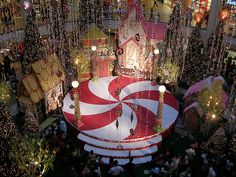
[50,0,75,92]
[164,2,185,77]
[116,119,119,129]
[135,33,140,42]
[115,87,121,96]
[117,47,124,55]
[130,111,134,123]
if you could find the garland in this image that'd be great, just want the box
[157,59,180,85]
[0,82,11,103]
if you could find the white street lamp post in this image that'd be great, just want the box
[72,81,80,123]
[157,85,166,131]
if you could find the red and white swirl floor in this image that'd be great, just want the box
[63,76,179,164]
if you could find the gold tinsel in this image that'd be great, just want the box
[0,82,11,103]
[157,59,180,85]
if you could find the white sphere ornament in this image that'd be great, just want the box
[154,48,160,55]
[158,85,166,93]
[117,0,120,2]
[72,81,79,88]
[91,45,97,51]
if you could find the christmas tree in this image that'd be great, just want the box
[202,21,226,78]
[0,103,19,176]
[229,134,236,153]
[22,9,42,75]
[24,111,39,137]
[10,136,55,177]
[182,23,204,86]
[165,2,185,75]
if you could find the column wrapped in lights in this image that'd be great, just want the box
[72,81,80,122]
[156,85,166,132]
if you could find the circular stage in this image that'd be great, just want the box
[62,76,179,164]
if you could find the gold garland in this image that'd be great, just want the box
[157,59,180,85]
[0,82,11,103]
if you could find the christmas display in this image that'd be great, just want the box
[198,80,225,119]
[0,103,19,177]
[18,53,65,122]
[117,1,166,78]
[82,24,115,79]
[182,23,204,86]
[50,0,74,91]
[22,10,42,75]
[183,76,228,133]
[164,2,185,76]
[10,136,55,177]
[72,51,91,81]
[202,8,229,78]
[0,0,236,176]
[63,76,179,164]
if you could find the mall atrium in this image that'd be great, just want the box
[0,0,235,177]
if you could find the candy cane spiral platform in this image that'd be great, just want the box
[63,76,178,164]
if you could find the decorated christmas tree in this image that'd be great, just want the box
[22,9,42,75]
[165,2,185,75]
[229,134,236,153]
[202,21,226,78]
[182,23,204,86]
[0,103,19,176]
[10,136,55,177]
[24,111,39,137]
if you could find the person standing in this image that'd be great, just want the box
[126,158,136,177]
[108,160,124,177]
[153,0,159,8]
[207,167,216,177]
[3,55,11,81]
